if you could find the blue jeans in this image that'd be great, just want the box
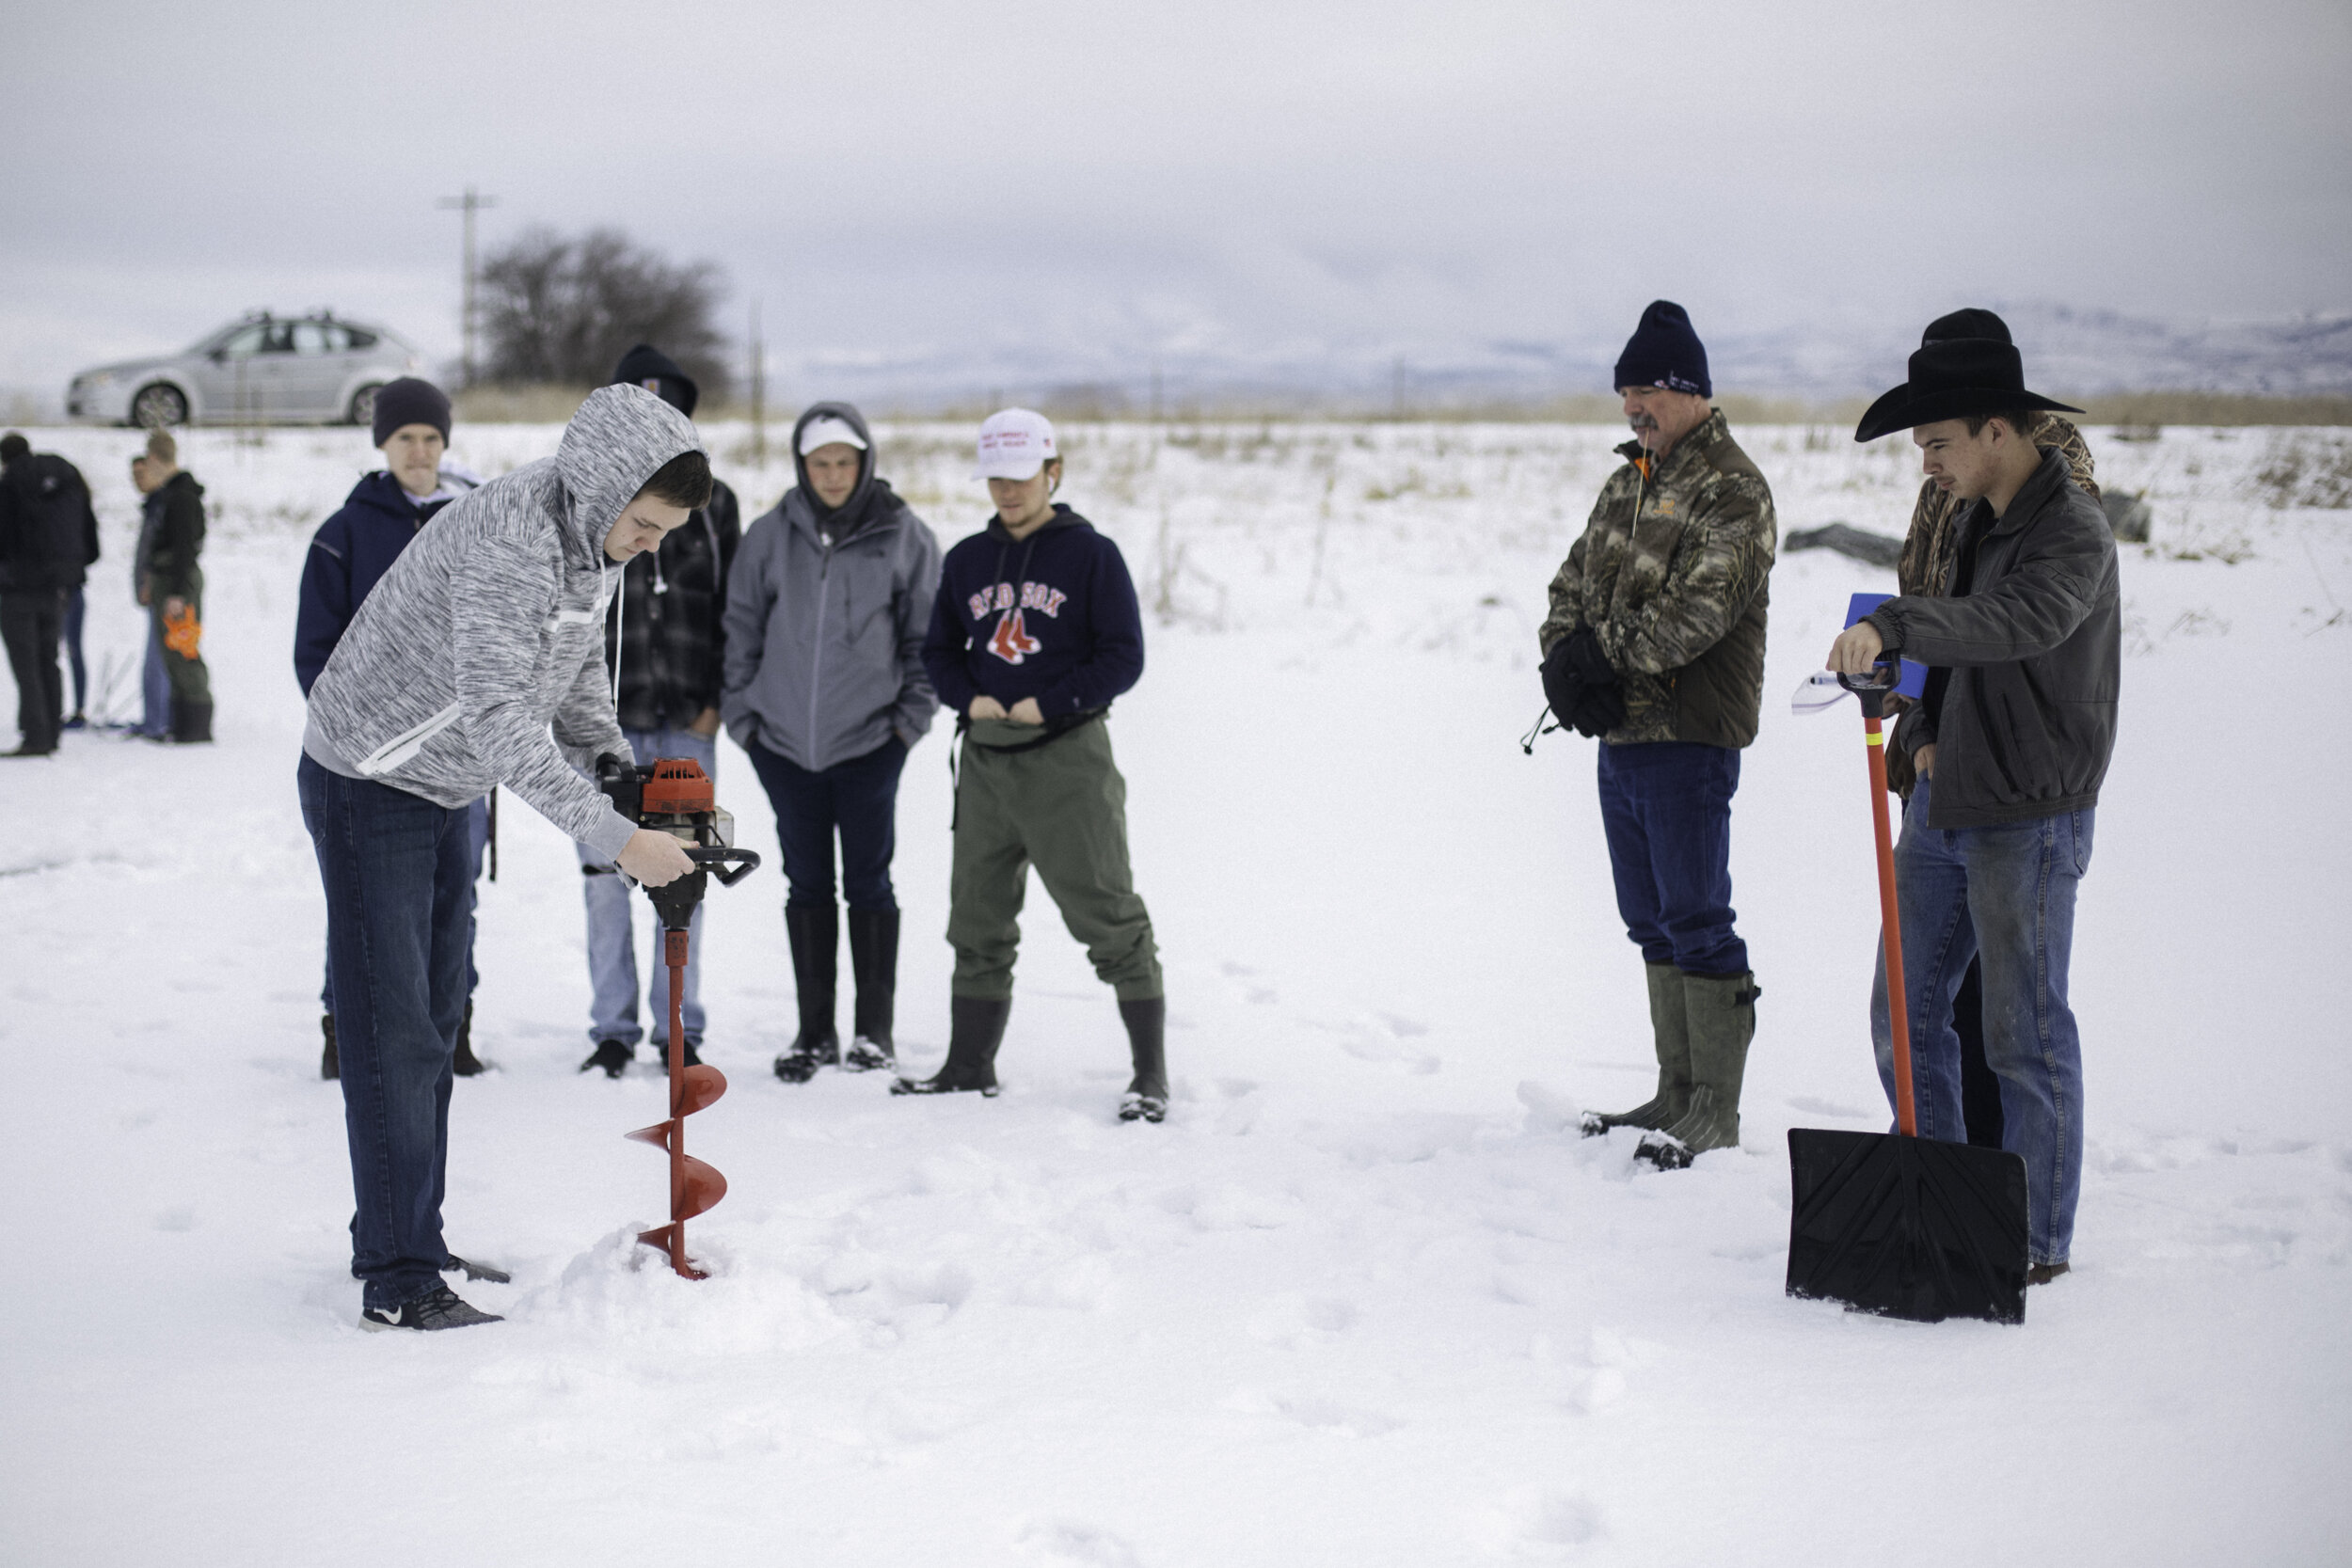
[1596,740,1748,974]
[323,795,486,1013]
[138,611,169,738]
[576,728,714,1046]
[298,754,472,1311]
[744,734,907,911]
[1870,775,2094,1267]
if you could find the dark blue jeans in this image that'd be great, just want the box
[744,735,907,911]
[1596,740,1747,974]
[63,588,87,715]
[1870,775,2093,1267]
[298,754,472,1311]
[321,794,487,1014]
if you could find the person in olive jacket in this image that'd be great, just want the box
[1828,324,2121,1289]
[723,402,940,1084]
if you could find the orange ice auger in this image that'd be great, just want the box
[596,756,760,1279]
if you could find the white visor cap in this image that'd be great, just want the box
[974,408,1058,480]
[798,416,868,456]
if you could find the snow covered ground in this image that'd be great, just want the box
[3,417,2347,1566]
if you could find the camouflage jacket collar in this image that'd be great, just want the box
[1613,406,1731,480]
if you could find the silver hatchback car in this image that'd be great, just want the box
[67,312,423,428]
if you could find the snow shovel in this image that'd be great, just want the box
[1783,655,2030,1325]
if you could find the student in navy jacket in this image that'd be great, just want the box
[294,378,491,1081]
[899,409,1168,1122]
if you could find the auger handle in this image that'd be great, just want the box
[685,846,761,887]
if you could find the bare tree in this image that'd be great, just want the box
[478,227,730,400]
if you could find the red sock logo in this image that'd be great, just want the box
[988,609,1041,664]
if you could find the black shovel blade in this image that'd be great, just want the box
[1786,1128,2030,1325]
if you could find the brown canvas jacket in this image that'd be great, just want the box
[1539,408,1776,748]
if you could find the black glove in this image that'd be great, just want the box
[1563,628,1626,737]
[1540,636,1584,721]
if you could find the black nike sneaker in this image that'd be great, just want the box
[358,1285,503,1332]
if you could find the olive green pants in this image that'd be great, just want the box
[948,717,1162,1001]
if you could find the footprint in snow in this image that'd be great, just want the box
[1017,1519,1142,1568]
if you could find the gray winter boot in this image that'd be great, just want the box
[1638,971,1760,1169]
[1581,963,1692,1137]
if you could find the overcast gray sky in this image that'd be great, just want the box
[5,0,2346,403]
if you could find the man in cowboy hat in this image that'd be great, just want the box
[1826,319,2121,1288]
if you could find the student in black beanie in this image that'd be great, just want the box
[1537,300,1777,1168]
[572,346,744,1079]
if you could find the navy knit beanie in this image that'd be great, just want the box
[1613,300,1711,398]
[372,377,452,446]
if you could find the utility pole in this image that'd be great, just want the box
[749,300,766,467]
[437,185,500,386]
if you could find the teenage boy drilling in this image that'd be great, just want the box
[1538,300,1775,1169]
[1828,324,2120,1288]
[900,409,1168,1122]
[295,378,490,1081]
[301,385,708,1331]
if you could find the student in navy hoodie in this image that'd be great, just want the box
[898,408,1168,1122]
[295,378,491,1082]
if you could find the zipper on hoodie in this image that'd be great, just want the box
[807,526,833,754]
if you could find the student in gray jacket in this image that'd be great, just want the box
[299,385,710,1332]
[723,403,942,1084]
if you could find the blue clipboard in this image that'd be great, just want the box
[1845,594,1927,698]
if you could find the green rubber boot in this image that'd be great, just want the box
[1581,963,1692,1137]
[1639,971,1760,1169]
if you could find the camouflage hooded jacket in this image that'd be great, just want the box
[1538,409,1777,748]
[1884,414,2097,795]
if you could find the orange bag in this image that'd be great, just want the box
[164,604,202,659]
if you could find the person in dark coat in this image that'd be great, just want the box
[1885,309,2103,1152]
[295,379,491,1080]
[0,433,99,755]
[137,430,212,743]
[574,345,743,1079]
[1829,325,2122,1288]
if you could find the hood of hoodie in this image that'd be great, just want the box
[611,343,699,418]
[162,470,205,501]
[788,402,882,533]
[551,383,703,572]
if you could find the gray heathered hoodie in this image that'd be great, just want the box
[303,385,701,862]
[722,403,942,771]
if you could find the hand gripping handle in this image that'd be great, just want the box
[686,845,761,887]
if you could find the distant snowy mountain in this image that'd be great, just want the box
[776,303,2352,413]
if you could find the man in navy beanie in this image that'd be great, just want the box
[1537,300,1777,1168]
[298,375,492,1080]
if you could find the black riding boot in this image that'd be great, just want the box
[843,908,899,1072]
[452,1000,486,1076]
[1117,996,1168,1123]
[773,904,840,1084]
[891,996,1009,1097]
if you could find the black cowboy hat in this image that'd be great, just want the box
[1853,334,2081,443]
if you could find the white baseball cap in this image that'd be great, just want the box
[974,408,1057,480]
[798,415,868,455]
